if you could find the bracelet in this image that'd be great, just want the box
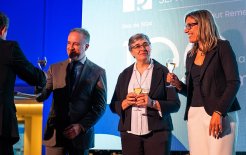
[214,111,222,116]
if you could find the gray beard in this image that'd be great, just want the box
[69,51,80,60]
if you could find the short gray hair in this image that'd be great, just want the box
[70,28,90,44]
[128,33,151,51]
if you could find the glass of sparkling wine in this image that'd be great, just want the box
[166,58,176,87]
[133,87,141,111]
[37,56,47,70]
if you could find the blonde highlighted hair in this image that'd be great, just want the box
[185,10,220,56]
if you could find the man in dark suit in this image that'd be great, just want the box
[0,12,46,155]
[37,28,107,155]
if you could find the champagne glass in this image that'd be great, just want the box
[35,56,47,94]
[133,88,141,111]
[133,83,142,111]
[166,58,176,87]
[37,56,47,70]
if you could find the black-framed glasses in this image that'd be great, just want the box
[131,42,151,50]
[185,23,198,30]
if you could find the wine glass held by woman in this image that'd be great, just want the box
[166,73,182,90]
[166,58,176,87]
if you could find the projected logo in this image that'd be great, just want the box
[123,0,152,12]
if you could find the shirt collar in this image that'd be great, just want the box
[133,59,154,71]
[69,55,86,65]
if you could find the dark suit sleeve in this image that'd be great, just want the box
[36,66,53,102]
[11,42,46,87]
[178,55,189,97]
[109,72,131,131]
[215,40,240,114]
[158,67,180,114]
[110,73,125,115]
[158,87,180,114]
[78,69,107,131]
[178,81,188,97]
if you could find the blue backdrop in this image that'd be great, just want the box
[1,0,82,154]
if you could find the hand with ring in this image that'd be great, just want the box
[209,111,223,138]
[135,93,149,108]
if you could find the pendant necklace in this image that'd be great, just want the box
[133,68,150,94]
[198,47,206,56]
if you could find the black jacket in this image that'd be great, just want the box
[0,39,46,144]
[180,40,241,120]
[110,59,180,132]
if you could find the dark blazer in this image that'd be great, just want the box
[179,40,241,120]
[0,39,46,144]
[38,58,107,149]
[110,59,180,132]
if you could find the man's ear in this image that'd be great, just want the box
[0,26,7,39]
[2,26,7,32]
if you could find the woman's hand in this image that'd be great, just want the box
[209,112,223,139]
[122,92,137,110]
[167,73,182,90]
[135,93,149,108]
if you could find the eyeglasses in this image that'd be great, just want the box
[131,42,151,50]
[185,23,198,30]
